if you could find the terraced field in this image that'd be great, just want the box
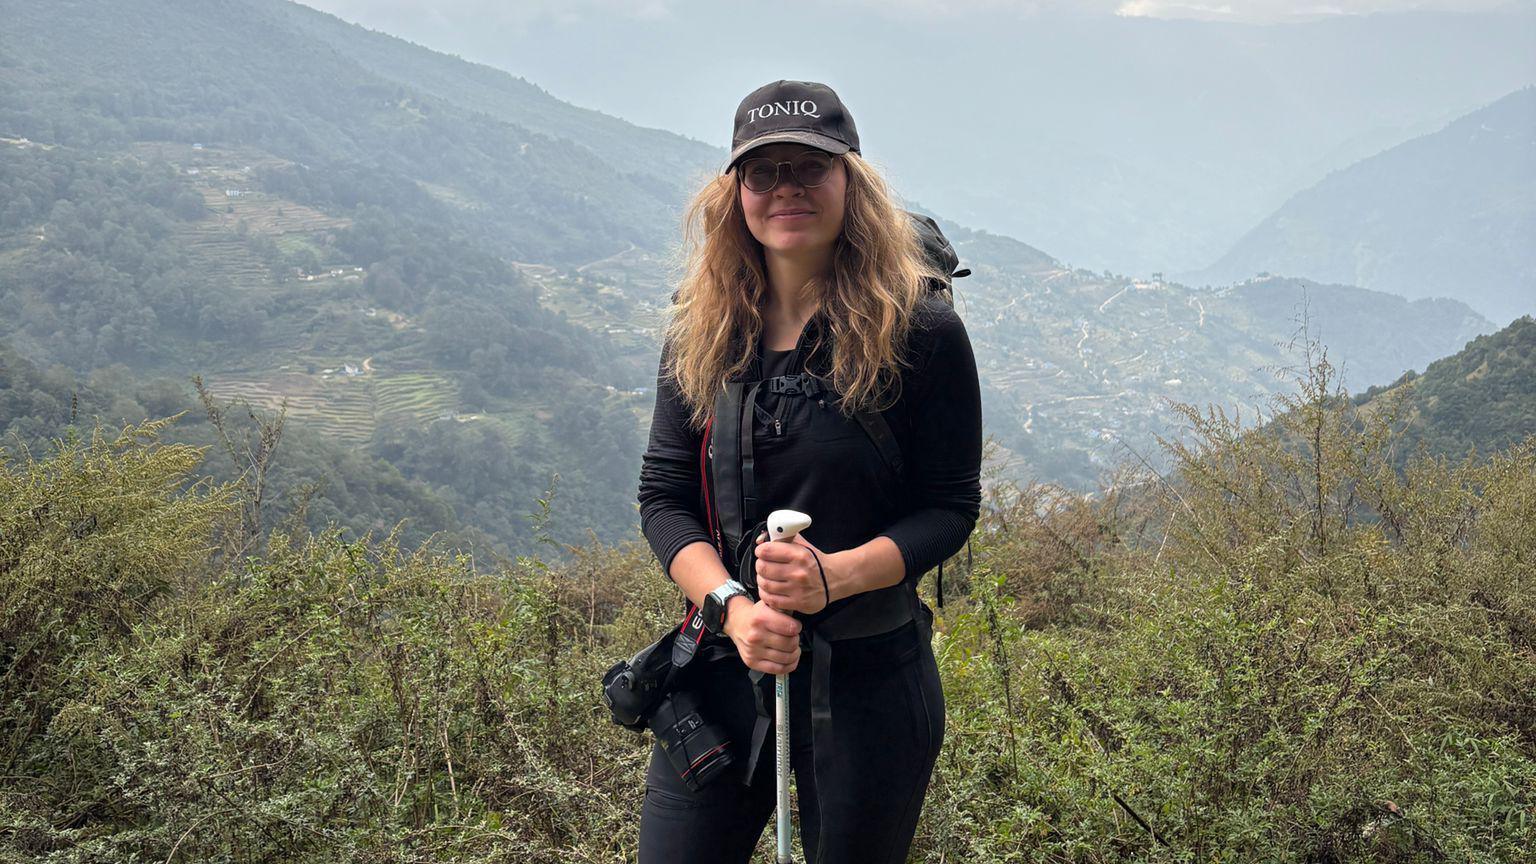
[374,373,458,425]
[179,225,274,292]
[132,142,352,240]
[198,367,463,444]
[160,145,357,294]
[199,185,350,236]
[201,372,375,444]
[177,192,350,289]
[535,272,664,357]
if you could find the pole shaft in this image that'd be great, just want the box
[776,671,791,862]
[766,511,810,864]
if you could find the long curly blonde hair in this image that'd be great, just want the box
[662,152,945,431]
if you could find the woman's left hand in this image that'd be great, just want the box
[754,531,834,615]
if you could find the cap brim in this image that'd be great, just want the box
[722,131,853,175]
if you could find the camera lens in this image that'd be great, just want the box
[651,689,734,791]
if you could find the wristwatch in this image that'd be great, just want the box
[702,580,751,635]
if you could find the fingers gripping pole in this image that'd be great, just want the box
[766,509,811,864]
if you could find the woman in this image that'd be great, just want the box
[636,79,982,863]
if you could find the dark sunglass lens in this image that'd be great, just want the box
[741,159,777,192]
[793,153,832,186]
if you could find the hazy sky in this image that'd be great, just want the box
[306,0,1531,29]
[292,0,1535,275]
[298,0,1535,149]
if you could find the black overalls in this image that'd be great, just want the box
[637,309,964,863]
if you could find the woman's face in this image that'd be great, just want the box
[737,143,847,260]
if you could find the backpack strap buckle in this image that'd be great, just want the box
[765,373,823,399]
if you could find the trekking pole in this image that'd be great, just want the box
[765,508,812,864]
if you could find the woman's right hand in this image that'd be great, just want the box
[722,597,801,675]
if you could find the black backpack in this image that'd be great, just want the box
[699,211,972,607]
[909,211,971,296]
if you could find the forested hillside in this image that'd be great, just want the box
[1353,314,1536,462]
[0,0,694,263]
[0,0,672,554]
[0,338,489,554]
[0,0,1510,557]
[0,136,642,556]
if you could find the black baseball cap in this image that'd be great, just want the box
[724,80,860,175]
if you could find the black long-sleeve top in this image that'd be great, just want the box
[636,294,982,624]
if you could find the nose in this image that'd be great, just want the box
[758,158,806,194]
[773,171,806,195]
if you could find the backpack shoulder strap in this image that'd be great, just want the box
[708,380,762,558]
[851,407,904,478]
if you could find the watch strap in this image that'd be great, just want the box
[705,581,750,634]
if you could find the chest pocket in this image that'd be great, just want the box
[753,373,855,446]
[753,374,903,493]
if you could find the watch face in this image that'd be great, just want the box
[703,594,726,633]
[704,583,747,635]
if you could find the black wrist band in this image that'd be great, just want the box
[809,548,829,608]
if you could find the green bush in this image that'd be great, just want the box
[917,350,1535,862]
[1,420,672,863]
[1,349,1532,862]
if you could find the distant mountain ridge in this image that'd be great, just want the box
[1203,276,1494,393]
[0,0,1511,553]
[1190,87,1536,326]
[260,0,721,199]
[311,0,1536,277]
[0,0,686,265]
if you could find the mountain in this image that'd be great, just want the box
[1191,88,1536,326]
[0,0,662,554]
[1353,314,1536,462]
[261,0,721,200]
[0,0,699,265]
[931,231,1491,488]
[0,0,1506,552]
[1201,276,1494,392]
[297,1,1536,277]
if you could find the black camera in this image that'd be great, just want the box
[602,633,673,731]
[601,609,738,791]
[649,687,735,792]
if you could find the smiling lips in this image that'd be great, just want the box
[771,210,814,219]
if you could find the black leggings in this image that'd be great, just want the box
[637,620,944,864]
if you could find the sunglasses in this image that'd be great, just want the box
[736,150,836,194]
